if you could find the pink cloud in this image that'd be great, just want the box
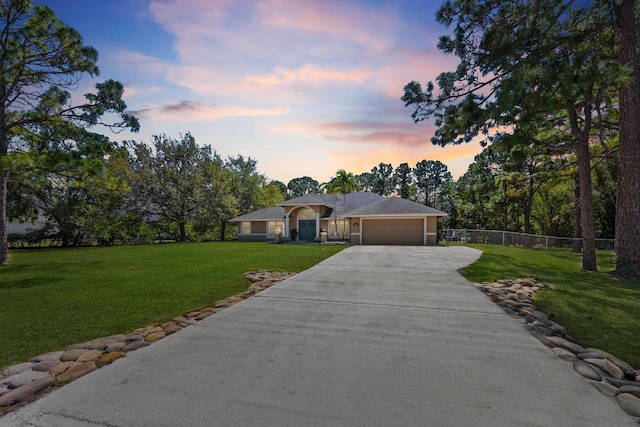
[247,64,371,86]
[123,84,164,98]
[256,0,396,54]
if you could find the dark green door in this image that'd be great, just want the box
[298,220,316,241]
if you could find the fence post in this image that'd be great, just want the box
[502,231,505,246]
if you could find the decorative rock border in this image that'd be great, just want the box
[0,270,295,416]
[474,278,640,423]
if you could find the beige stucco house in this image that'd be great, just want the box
[230,192,447,246]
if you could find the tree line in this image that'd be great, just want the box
[401,0,640,277]
[2,0,639,277]
[8,133,285,246]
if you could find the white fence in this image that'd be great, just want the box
[440,229,616,250]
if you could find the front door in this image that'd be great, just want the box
[298,220,316,241]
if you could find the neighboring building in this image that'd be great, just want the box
[230,192,447,246]
[7,218,48,235]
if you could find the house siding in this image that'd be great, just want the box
[238,221,268,242]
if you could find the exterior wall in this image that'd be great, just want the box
[251,222,267,234]
[426,216,438,245]
[237,234,269,242]
[238,221,268,242]
[362,218,424,246]
[426,217,437,233]
[349,217,361,245]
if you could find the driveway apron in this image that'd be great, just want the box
[2,246,635,426]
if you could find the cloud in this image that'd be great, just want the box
[123,84,164,98]
[128,100,290,121]
[276,121,435,149]
[256,0,397,54]
[246,64,371,86]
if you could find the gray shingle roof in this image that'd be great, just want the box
[229,206,285,222]
[277,194,326,206]
[344,197,447,217]
[231,193,445,222]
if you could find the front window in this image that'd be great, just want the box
[298,208,316,219]
[241,222,251,234]
[328,220,350,239]
[267,221,284,237]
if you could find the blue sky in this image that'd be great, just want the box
[35,0,484,184]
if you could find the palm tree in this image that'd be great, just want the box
[322,170,360,239]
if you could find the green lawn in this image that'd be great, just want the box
[0,242,345,370]
[459,244,640,368]
[3,242,638,372]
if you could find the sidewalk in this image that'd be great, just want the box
[2,246,635,426]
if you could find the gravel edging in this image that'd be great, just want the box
[474,278,640,424]
[0,270,295,416]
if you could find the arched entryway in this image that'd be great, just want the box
[297,208,317,241]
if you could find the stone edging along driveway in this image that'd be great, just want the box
[474,278,640,422]
[0,270,295,416]
[1,271,639,423]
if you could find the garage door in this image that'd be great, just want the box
[362,218,424,246]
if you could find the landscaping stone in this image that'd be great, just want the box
[104,341,127,352]
[608,377,640,388]
[31,360,61,373]
[60,349,91,362]
[616,393,640,418]
[30,351,63,363]
[145,332,166,343]
[163,325,182,335]
[122,341,147,352]
[76,350,103,363]
[572,361,602,381]
[124,334,144,343]
[619,386,640,399]
[177,318,197,327]
[587,348,638,380]
[546,336,587,355]
[551,348,578,362]
[2,371,50,389]
[589,381,620,398]
[1,363,33,379]
[56,362,96,383]
[195,312,213,321]
[49,362,81,377]
[473,277,640,424]
[0,377,54,406]
[584,358,625,380]
[578,352,605,360]
[96,352,126,366]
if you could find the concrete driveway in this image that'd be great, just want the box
[2,246,635,426]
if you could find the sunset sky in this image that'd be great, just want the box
[35,0,485,184]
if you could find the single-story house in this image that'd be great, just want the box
[230,192,447,246]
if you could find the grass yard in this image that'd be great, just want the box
[0,242,345,370]
[459,244,640,368]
